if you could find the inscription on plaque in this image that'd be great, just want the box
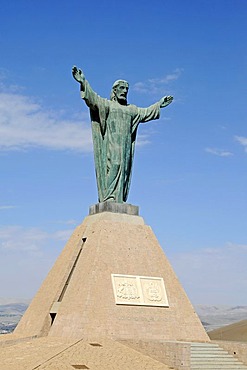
[116,279,140,301]
[112,275,141,304]
[111,274,169,307]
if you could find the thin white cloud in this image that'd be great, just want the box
[0,205,16,210]
[133,68,183,95]
[55,219,78,226]
[0,85,155,151]
[0,224,73,298]
[148,68,183,84]
[0,89,93,152]
[64,219,77,225]
[169,242,247,305]
[52,229,74,241]
[205,147,233,157]
[235,136,247,152]
[136,133,151,147]
[226,242,247,252]
[0,225,72,252]
[0,226,48,252]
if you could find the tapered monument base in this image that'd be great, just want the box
[14,206,209,343]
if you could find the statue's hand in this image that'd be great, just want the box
[72,66,85,84]
[160,95,173,108]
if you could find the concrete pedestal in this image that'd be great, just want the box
[89,201,139,216]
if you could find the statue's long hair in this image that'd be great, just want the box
[110,80,129,101]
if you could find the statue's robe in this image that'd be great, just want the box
[81,80,161,203]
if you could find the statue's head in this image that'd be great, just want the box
[110,80,129,105]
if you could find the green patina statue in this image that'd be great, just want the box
[72,66,173,203]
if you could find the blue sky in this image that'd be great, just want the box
[0,0,247,305]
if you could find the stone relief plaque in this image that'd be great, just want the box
[111,274,169,307]
[111,275,141,305]
[140,276,168,306]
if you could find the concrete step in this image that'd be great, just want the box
[191,367,247,368]
[191,346,226,351]
[190,342,247,370]
[191,365,247,368]
[191,363,247,367]
[192,361,246,366]
[192,358,244,362]
[191,353,236,357]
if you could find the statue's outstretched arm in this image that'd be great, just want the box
[72,66,107,114]
[159,95,173,108]
[137,95,173,124]
[72,66,86,91]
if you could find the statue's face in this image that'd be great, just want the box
[115,82,129,104]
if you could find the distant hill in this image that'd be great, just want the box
[208,319,247,342]
[0,298,30,305]
[0,300,29,334]
[195,305,247,332]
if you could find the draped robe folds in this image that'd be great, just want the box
[81,80,161,203]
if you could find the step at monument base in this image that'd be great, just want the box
[190,342,247,370]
